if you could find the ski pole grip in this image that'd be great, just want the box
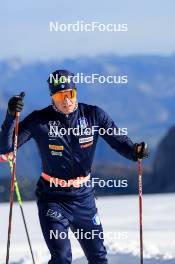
[16,92,25,116]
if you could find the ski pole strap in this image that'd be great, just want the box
[41,172,90,188]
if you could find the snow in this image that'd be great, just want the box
[0,193,175,264]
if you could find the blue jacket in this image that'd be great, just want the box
[0,103,136,201]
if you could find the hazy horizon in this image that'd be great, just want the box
[1,0,174,61]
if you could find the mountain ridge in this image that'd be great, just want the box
[0,54,175,178]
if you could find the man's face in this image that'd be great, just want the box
[52,89,77,115]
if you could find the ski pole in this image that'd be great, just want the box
[6,92,25,264]
[0,153,36,263]
[8,158,36,264]
[138,159,144,264]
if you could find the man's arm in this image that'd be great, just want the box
[0,94,34,154]
[96,106,148,161]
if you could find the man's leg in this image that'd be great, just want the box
[71,195,108,264]
[37,202,72,264]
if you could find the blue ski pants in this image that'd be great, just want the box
[37,194,108,264]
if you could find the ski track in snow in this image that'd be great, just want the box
[0,193,174,264]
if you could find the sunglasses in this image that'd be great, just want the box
[52,89,77,101]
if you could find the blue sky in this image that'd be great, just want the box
[0,0,175,61]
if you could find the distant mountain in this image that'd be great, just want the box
[153,125,175,192]
[0,54,175,178]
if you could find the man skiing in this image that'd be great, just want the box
[0,69,148,264]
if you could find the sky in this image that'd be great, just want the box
[0,0,175,61]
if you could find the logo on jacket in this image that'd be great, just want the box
[49,145,64,151]
[79,136,93,144]
[51,151,63,156]
[80,141,93,149]
[77,117,88,129]
[48,121,63,138]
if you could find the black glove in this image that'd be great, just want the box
[8,92,25,116]
[133,142,149,161]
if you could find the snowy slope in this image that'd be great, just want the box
[0,194,174,264]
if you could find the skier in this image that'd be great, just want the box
[0,69,148,264]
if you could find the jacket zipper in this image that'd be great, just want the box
[68,119,74,179]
